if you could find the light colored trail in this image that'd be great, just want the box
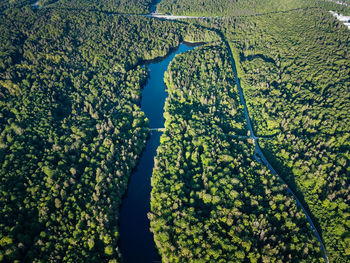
[145,12,220,20]
[150,128,165,132]
[147,9,329,260]
[329,10,350,29]
[225,41,329,263]
[325,0,349,7]
[30,0,330,260]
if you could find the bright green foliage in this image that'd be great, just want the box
[1,0,348,262]
[0,0,32,12]
[157,0,350,16]
[0,7,218,262]
[217,8,350,262]
[157,0,321,16]
[150,44,324,262]
[322,1,350,16]
[43,0,154,14]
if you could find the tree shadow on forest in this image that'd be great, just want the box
[259,143,326,242]
[240,53,276,65]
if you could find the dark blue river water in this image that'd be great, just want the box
[119,43,196,263]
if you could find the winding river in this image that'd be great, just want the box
[119,39,328,262]
[118,43,197,263]
[30,0,329,259]
[117,30,328,263]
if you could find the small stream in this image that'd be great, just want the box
[119,43,197,263]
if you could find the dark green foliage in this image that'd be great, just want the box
[322,1,350,16]
[157,0,321,17]
[0,0,32,12]
[38,0,154,14]
[150,44,324,262]
[0,7,219,262]
[1,0,348,261]
[218,8,350,262]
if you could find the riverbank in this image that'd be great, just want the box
[118,43,197,263]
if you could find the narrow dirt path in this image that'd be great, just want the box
[224,40,329,263]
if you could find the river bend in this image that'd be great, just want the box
[118,43,197,263]
[29,0,328,260]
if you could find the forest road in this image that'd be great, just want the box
[141,7,330,261]
[30,0,330,259]
[144,13,221,20]
[224,41,329,263]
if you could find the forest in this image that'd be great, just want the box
[0,0,349,262]
[0,0,31,12]
[150,2,349,262]
[157,0,317,16]
[0,5,218,262]
[157,0,350,16]
[215,7,349,262]
[149,44,324,262]
[40,0,154,14]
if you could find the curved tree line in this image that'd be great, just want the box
[150,44,324,262]
[0,0,349,262]
[216,8,349,262]
[0,5,219,262]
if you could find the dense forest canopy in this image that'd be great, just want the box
[41,0,154,14]
[150,43,324,263]
[0,5,219,262]
[157,0,350,16]
[0,0,155,13]
[0,0,31,12]
[0,0,349,262]
[152,1,349,262]
[157,0,317,16]
[216,7,349,262]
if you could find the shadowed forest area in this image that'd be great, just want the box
[0,4,219,262]
[0,0,349,262]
